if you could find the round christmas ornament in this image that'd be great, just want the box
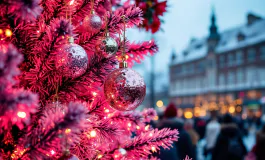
[56,37,88,78]
[104,61,146,111]
[83,10,102,32]
[96,33,118,57]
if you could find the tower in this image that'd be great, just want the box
[207,6,220,52]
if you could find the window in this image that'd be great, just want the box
[228,71,235,84]
[219,73,225,86]
[236,68,244,84]
[219,55,225,68]
[228,54,235,66]
[197,61,204,72]
[236,50,243,65]
[260,46,265,60]
[247,48,256,62]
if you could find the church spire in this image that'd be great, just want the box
[208,6,220,41]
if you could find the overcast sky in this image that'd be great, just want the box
[128,0,265,74]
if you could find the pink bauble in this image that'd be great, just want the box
[83,12,102,32]
[104,68,146,111]
[56,43,88,78]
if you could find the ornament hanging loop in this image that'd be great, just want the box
[119,15,128,68]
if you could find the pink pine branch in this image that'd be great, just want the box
[122,128,178,158]
[117,40,158,66]
[18,102,88,159]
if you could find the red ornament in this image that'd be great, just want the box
[104,68,146,111]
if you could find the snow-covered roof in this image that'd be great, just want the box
[171,18,265,65]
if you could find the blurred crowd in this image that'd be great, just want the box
[151,103,265,160]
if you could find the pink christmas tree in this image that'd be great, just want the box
[0,0,178,159]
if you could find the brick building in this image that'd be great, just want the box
[169,11,265,118]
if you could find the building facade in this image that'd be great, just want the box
[169,12,265,118]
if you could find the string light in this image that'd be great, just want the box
[105,109,109,113]
[50,150,55,155]
[127,123,131,127]
[17,111,26,118]
[90,130,96,137]
[145,125,149,131]
[5,29,12,37]
[97,154,103,159]
[0,29,3,34]
[69,0,75,5]
[151,146,156,152]
[136,126,140,130]
[65,128,71,134]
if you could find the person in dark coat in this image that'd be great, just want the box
[252,124,265,160]
[212,113,247,160]
[156,103,194,160]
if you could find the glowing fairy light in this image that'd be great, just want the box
[65,128,71,134]
[5,29,12,37]
[50,150,55,155]
[136,126,140,130]
[17,111,26,118]
[151,146,156,152]
[0,29,3,34]
[92,92,97,96]
[90,130,96,137]
[145,125,149,131]
[149,133,153,137]
[127,123,131,127]
[69,0,75,5]
[105,109,109,113]
[97,154,103,159]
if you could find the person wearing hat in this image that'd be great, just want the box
[156,102,194,160]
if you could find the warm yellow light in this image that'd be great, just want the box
[153,115,159,121]
[145,125,149,131]
[236,99,242,105]
[149,133,153,137]
[92,92,97,96]
[151,146,156,152]
[228,106,235,114]
[156,100,163,108]
[0,29,3,34]
[128,123,131,127]
[125,55,129,59]
[105,109,109,113]
[97,154,103,159]
[5,29,12,37]
[17,111,26,118]
[65,128,71,134]
[136,126,140,130]
[184,111,193,119]
[90,130,96,137]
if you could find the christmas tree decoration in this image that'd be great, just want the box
[104,15,146,111]
[104,66,146,111]
[83,10,102,32]
[135,0,167,33]
[0,0,177,159]
[56,37,88,78]
[96,33,118,57]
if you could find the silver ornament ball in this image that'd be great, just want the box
[83,12,102,32]
[56,43,88,78]
[97,36,118,57]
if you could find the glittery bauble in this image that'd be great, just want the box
[83,13,102,32]
[104,68,146,111]
[56,43,88,78]
[97,36,118,57]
